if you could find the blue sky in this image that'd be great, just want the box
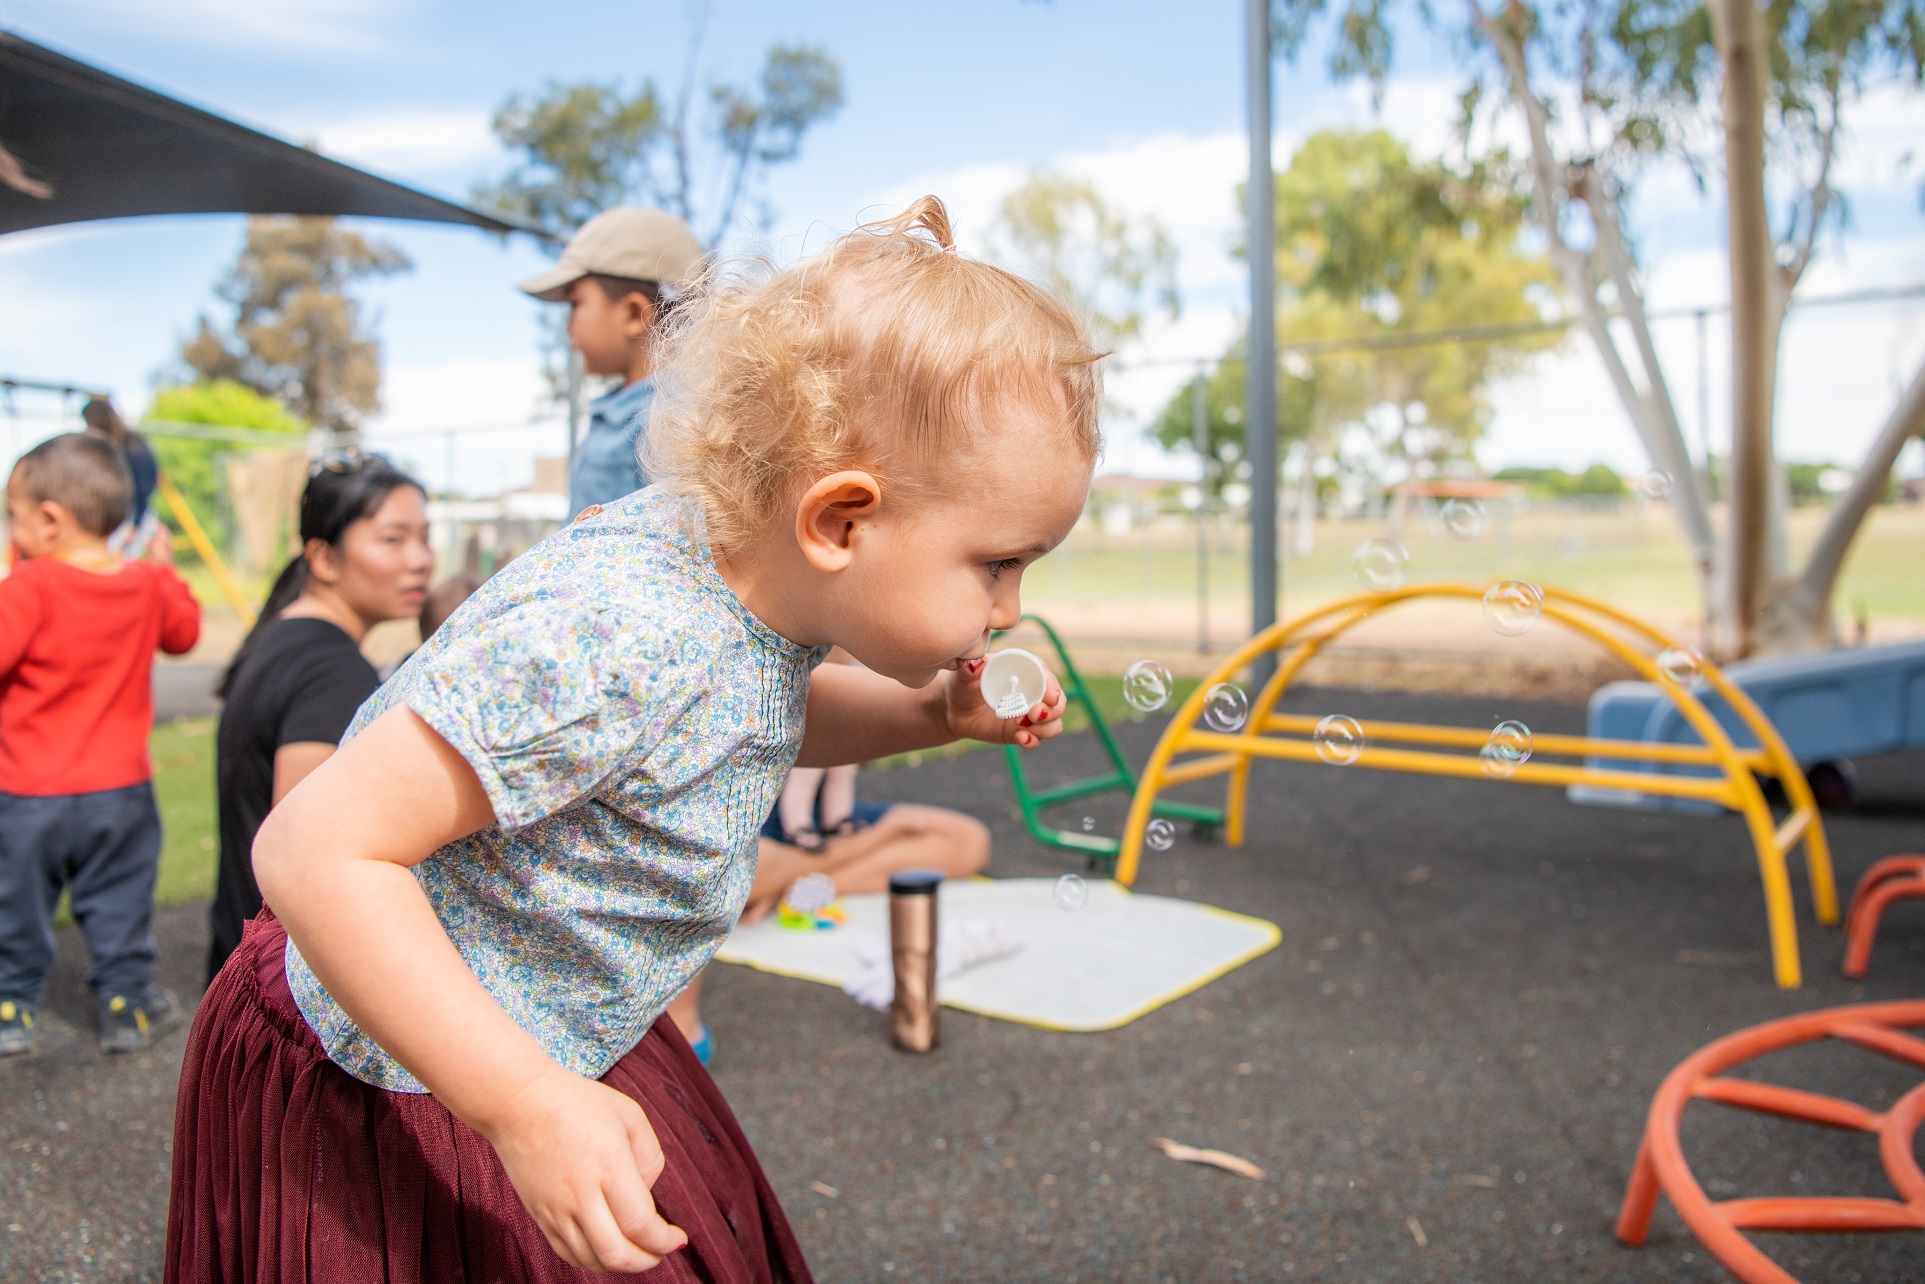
[3,0,1923,494]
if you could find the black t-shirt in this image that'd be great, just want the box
[208,617,379,978]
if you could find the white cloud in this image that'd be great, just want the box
[309,109,503,179]
[360,355,563,496]
[847,102,1925,482]
[27,0,402,52]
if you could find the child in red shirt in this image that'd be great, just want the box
[0,433,200,1056]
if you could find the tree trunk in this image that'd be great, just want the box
[1711,0,1775,657]
[1470,0,1723,629]
[1759,356,1925,650]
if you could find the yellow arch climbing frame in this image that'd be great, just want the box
[1118,584,1837,990]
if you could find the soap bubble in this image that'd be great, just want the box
[1313,714,1365,765]
[1054,873,1088,911]
[1080,816,1095,832]
[1146,818,1176,851]
[1441,499,1487,539]
[1656,646,1704,687]
[1482,720,1532,778]
[1638,469,1674,500]
[1482,580,1544,636]
[1202,682,1250,733]
[784,871,837,915]
[1478,743,1518,779]
[1351,538,1410,590]
[1122,660,1174,713]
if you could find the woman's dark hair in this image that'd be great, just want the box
[81,395,132,450]
[216,455,425,699]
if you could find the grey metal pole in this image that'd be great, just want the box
[1695,308,1712,498]
[1193,370,1211,654]
[565,348,584,482]
[1246,0,1279,684]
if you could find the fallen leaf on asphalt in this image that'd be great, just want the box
[1150,1137,1265,1180]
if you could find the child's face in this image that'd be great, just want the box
[820,431,1090,688]
[565,279,656,378]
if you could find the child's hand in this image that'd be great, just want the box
[485,1064,689,1273]
[941,656,1067,749]
[144,525,174,567]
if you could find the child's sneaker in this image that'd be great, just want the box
[99,987,182,1054]
[0,999,35,1056]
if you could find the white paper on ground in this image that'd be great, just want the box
[713,878,1280,1032]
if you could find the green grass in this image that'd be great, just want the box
[152,716,219,906]
[1017,502,1925,629]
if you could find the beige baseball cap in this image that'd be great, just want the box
[517,207,706,301]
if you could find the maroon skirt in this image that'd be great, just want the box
[165,911,812,1283]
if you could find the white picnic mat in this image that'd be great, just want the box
[713,878,1280,1032]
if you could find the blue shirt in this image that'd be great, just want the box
[284,487,825,1091]
[569,378,655,515]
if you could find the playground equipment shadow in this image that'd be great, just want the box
[1,687,1921,1281]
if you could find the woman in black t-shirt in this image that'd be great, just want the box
[208,455,433,980]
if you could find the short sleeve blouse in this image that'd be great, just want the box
[284,488,823,1091]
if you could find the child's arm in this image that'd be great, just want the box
[254,706,689,1274]
[795,657,1066,767]
[149,538,201,656]
[0,565,45,681]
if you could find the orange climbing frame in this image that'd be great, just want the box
[1842,855,1925,979]
[1118,583,1836,988]
[1616,1000,1925,1283]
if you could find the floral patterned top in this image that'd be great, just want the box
[284,487,824,1092]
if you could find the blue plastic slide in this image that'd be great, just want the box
[1570,638,1925,813]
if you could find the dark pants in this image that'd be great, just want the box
[0,784,162,1005]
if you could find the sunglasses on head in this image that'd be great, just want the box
[309,448,393,478]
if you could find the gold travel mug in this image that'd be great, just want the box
[888,870,941,1052]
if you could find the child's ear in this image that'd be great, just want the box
[622,292,658,341]
[795,472,882,573]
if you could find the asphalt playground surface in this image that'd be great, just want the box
[4,685,1923,1281]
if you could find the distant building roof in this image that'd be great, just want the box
[0,29,539,238]
[1399,478,1525,501]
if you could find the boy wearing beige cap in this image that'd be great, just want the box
[519,208,705,514]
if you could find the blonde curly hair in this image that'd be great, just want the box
[646,196,1103,556]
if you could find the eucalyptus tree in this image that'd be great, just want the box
[1272,0,1925,653]
[478,43,844,248]
[1153,129,1558,532]
[989,170,1180,350]
[178,216,410,438]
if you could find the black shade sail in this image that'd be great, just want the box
[0,29,539,238]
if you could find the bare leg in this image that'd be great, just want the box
[777,767,825,842]
[665,971,703,1043]
[745,804,990,920]
[818,764,859,832]
[673,807,991,1041]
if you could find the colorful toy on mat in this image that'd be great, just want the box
[777,871,845,930]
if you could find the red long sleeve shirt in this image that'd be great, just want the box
[0,556,201,795]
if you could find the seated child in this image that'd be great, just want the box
[0,433,200,1056]
[166,196,1099,1280]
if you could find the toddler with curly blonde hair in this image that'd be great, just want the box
[166,197,1101,1282]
